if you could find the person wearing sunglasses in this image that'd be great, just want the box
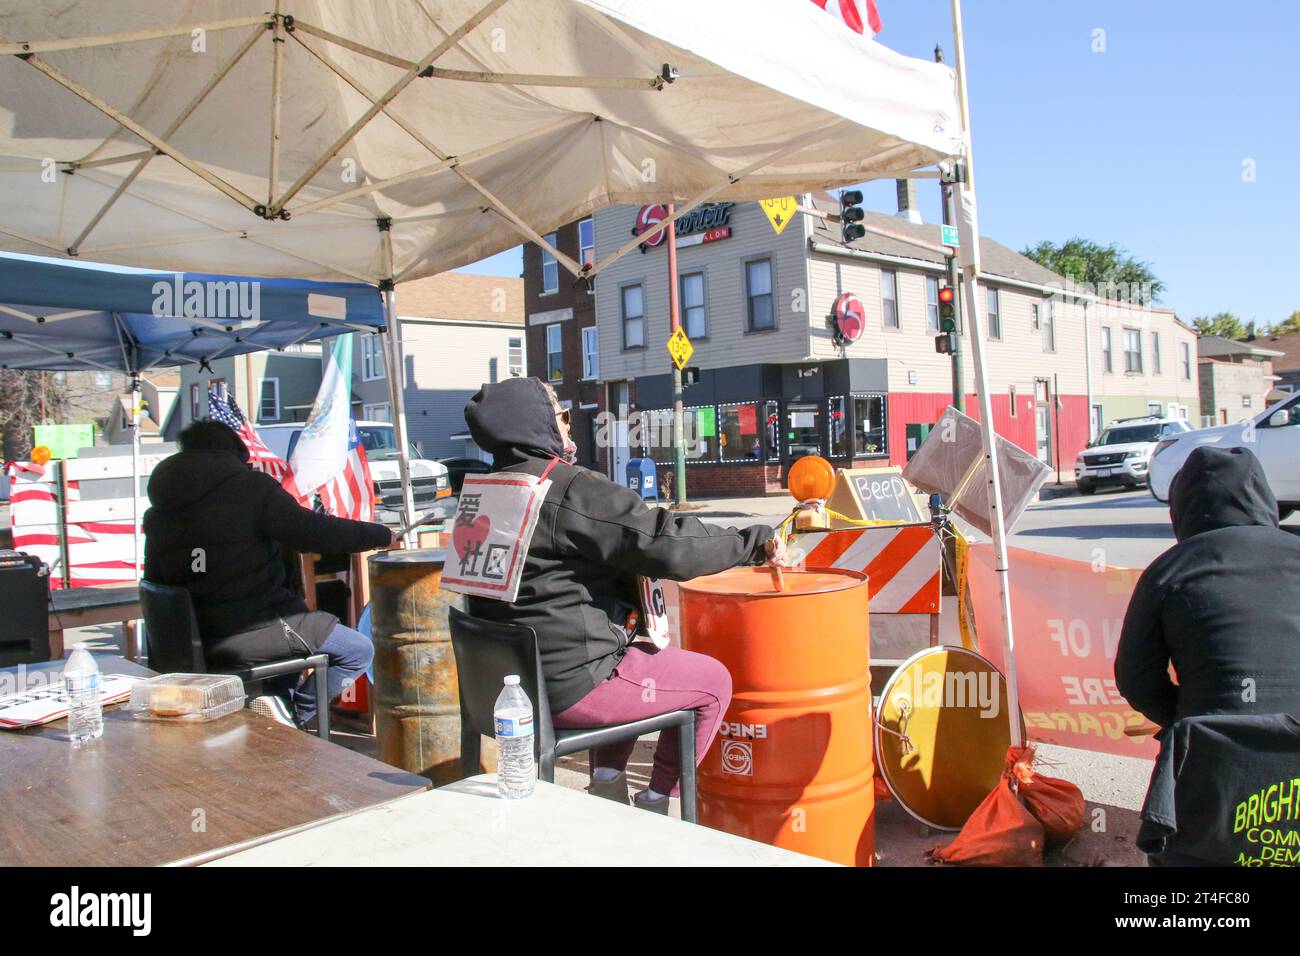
[463,376,785,813]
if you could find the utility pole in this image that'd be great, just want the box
[666,203,686,506]
[936,43,965,413]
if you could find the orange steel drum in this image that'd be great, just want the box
[679,567,873,866]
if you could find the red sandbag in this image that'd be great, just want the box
[927,776,1045,866]
[1007,746,1086,845]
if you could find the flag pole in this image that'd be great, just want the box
[950,0,1024,749]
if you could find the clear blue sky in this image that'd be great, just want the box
[458,0,1300,326]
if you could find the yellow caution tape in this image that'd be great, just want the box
[953,527,976,650]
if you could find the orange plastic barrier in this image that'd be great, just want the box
[679,567,875,866]
[967,545,1158,759]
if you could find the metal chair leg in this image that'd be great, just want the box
[313,660,330,741]
[538,747,556,783]
[678,713,697,824]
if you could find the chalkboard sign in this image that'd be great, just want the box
[826,466,924,524]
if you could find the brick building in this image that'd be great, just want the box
[522,216,606,472]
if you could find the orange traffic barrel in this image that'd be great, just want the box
[679,567,874,866]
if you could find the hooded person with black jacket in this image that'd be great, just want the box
[464,376,783,812]
[143,419,393,726]
[1117,445,1300,860]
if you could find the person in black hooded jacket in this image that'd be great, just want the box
[143,419,393,725]
[1116,445,1300,728]
[1116,445,1300,865]
[463,376,782,812]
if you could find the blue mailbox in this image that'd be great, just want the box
[626,458,658,502]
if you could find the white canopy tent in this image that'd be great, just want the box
[0,0,1023,748]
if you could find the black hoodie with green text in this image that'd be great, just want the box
[462,377,773,713]
[1116,445,1300,728]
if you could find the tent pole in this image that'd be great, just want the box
[130,373,142,584]
[381,288,417,546]
[950,0,1023,750]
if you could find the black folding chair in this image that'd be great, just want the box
[0,551,50,667]
[139,580,331,739]
[449,605,697,822]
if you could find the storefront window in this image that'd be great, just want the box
[764,401,781,461]
[853,394,887,457]
[786,401,822,459]
[719,403,762,461]
[828,395,850,457]
[640,407,718,463]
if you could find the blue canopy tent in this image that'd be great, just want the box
[0,252,388,601]
[0,253,384,374]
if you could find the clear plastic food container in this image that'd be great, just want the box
[129,674,246,722]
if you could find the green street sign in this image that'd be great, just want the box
[941,224,959,247]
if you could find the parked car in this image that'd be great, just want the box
[439,456,492,494]
[1148,392,1300,519]
[1074,416,1191,494]
[257,420,455,528]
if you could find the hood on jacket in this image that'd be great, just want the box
[464,376,564,466]
[147,448,251,510]
[1169,445,1278,540]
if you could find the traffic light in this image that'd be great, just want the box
[938,284,957,333]
[839,189,865,243]
[934,332,956,354]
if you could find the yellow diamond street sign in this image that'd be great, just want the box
[667,327,694,370]
[759,196,798,235]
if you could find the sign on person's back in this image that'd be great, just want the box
[440,472,552,603]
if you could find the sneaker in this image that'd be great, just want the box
[587,770,630,805]
[633,790,670,815]
[248,695,297,729]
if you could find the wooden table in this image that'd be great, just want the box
[208,774,836,867]
[0,656,430,866]
[47,586,141,660]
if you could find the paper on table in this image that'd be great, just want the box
[0,673,140,729]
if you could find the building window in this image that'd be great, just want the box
[540,232,558,295]
[259,378,280,421]
[926,276,940,332]
[507,336,523,377]
[190,383,200,420]
[1148,401,1163,416]
[1181,341,1191,379]
[209,378,226,399]
[578,219,594,269]
[621,284,644,349]
[786,402,822,459]
[881,270,899,329]
[1151,331,1161,374]
[1042,301,1055,352]
[745,259,774,332]
[681,271,707,340]
[828,396,850,457]
[853,395,887,456]
[985,287,1001,340]
[582,326,598,380]
[94,371,112,388]
[764,400,781,461]
[361,334,386,381]
[1123,328,1143,373]
[641,407,718,463]
[1102,327,1113,373]
[363,402,391,422]
[719,403,762,461]
[1031,304,1040,331]
[546,323,563,383]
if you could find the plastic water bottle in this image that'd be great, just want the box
[494,675,535,799]
[64,644,104,745]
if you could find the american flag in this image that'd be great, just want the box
[310,417,376,523]
[206,383,294,486]
[809,0,882,37]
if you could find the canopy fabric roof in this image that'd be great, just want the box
[0,253,383,373]
[0,0,962,285]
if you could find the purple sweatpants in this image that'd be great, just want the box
[552,644,732,796]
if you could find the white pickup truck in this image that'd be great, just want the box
[257,420,455,528]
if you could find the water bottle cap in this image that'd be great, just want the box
[503,675,520,686]
[73,643,87,651]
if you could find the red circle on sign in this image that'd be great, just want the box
[833,292,865,344]
[633,204,668,247]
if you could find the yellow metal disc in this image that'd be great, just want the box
[875,646,1023,831]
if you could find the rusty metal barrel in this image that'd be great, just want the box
[680,567,874,866]
[368,549,468,785]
